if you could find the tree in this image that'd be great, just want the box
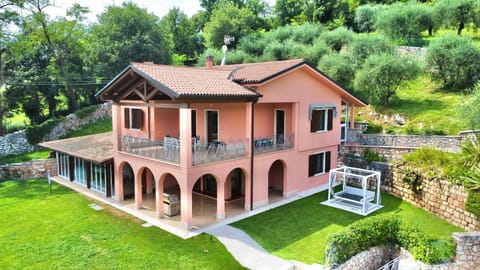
[354,53,420,106]
[274,0,304,26]
[86,2,172,79]
[354,4,381,33]
[203,2,257,48]
[425,35,480,90]
[461,82,480,131]
[320,27,354,52]
[433,0,479,35]
[376,2,434,45]
[349,35,393,68]
[318,53,355,90]
[160,8,197,58]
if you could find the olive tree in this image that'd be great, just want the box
[354,53,421,106]
[318,53,355,90]
[425,35,480,90]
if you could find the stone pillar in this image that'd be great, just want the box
[180,182,193,230]
[217,179,226,219]
[134,171,143,209]
[453,232,480,269]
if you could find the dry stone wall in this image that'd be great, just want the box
[0,158,56,180]
[359,134,464,152]
[0,130,35,157]
[0,103,111,158]
[330,245,398,270]
[386,165,479,231]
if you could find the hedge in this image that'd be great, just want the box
[325,214,455,266]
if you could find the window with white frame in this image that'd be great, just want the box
[311,108,333,132]
[57,152,70,179]
[124,107,143,130]
[308,151,331,177]
[74,157,87,186]
[91,163,106,194]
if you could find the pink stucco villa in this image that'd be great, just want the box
[40,58,366,230]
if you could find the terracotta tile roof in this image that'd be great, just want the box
[38,132,113,164]
[131,62,260,98]
[212,59,305,83]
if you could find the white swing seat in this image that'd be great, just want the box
[334,186,375,205]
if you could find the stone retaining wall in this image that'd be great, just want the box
[0,103,111,158]
[0,130,35,157]
[359,134,464,152]
[342,144,415,161]
[386,165,479,231]
[332,233,480,270]
[0,158,57,180]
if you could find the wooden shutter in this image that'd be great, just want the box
[325,151,331,172]
[327,109,333,131]
[124,108,130,129]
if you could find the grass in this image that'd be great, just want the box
[360,75,471,135]
[232,190,463,265]
[0,179,242,270]
[0,150,51,165]
[59,117,112,139]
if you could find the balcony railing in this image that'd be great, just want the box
[192,139,249,165]
[253,133,294,154]
[120,133,294,165]
[120,135,180,164]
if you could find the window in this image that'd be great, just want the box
[124,107,143,130]
[308,151,331,177]
[57,152,70,179]
[91,163,106,194]
[74,157,87,186]
[311,108,333,132]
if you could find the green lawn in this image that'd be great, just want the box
[0,179,242,270]
[233,190,463,265]
[0,150,52,165]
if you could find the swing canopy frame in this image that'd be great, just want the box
[321,166,383,216]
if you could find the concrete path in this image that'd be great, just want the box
[206,225,295,270]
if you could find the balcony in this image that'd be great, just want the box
[253,133,294,154]
[192,139,249,166]
[120,135,180,164]
[119,133,294,165]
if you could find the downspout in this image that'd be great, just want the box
[250,99,258,211]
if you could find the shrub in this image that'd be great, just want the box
[325,214,455,265]
[320,27,354,52]
[466,190,480,216]
[364,122,383,134]
[363,148,387,162]
[26,118,62,145]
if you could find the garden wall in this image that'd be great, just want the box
[332,233,480,270]
[358,134,464,152]
[385,165,479,231]
[340,155,480,231]
[0,130,35,157]
[0,158,56,180]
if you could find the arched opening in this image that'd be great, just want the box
[139,167,155,210]
[160,173,181,218]
[122,163,135,199]
[268,160,285,203]
[225,168,247,216]
[192,174,219,227]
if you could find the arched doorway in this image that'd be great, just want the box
[138,167,155,210]
[225,168,246,216]
[122,163,134,199]
[268,160,285,203]
[192,174,218,227]
[159,173,181,219]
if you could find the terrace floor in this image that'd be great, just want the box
[51,176,312,239]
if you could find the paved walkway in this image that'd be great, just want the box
[206,225,295,270]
